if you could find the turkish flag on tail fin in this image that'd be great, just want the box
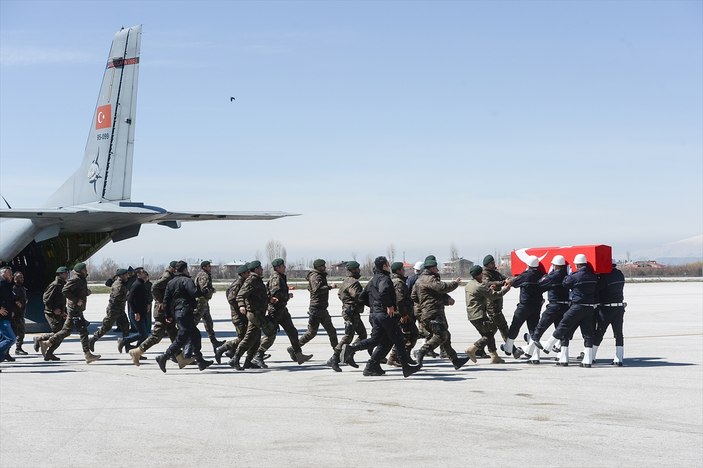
[96,104,112,129]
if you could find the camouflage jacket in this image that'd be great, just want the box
[62,275,91,314]
[307,269,331,309]
[392,273,413,317]
[465,277,507,321]
[482,267,506,313]
[338,273,364,315]
[236,272,269,316]
[195,270,214,306]
[107,277,129,313]
[13,284,27,313]
[43,276,67,314]
[267,271,290,312]
[151,270,174,303]
[410,270,459,321]
[226,277,246,317]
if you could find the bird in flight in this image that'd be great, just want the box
[230,97,236,102]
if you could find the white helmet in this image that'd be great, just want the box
[414,261,424,271]
[526,255,540,268]
[574,253,587,265]
[551,255,566,266]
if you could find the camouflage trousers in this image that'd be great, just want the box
[46,311,90,354]
[333,309,367,354]
[419,314,458,361]
[487,308,509,342]
[234,312,261,359]
[11,308,26,346]
[223,312,248,352]
[259,307,303,354]
[470,317,498,352]
[35,312,66,342]
[139,313,178,352]
[299,307,338,350]
[194,302,219,344]
[92,308,130,340]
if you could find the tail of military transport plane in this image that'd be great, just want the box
[45,25,141,207]
[0,24,297,331]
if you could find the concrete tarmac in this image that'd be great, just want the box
[1,281,702,467]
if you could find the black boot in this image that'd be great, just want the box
[340,344,358,368]
[402,362,421,378]
[117,337,126,353]
[362,361,384,376]
[44,353,60,361]
[5,352,15,362]
[229,354,244,371]
[452,356,470,370]
[214,345,227,364]
[326,353,342,372]
[414,349,427,367]
[197,358,214,371]
[286,346,298,362]
[252,350,268,369]
[88,335,97,352]
[33,337,41,353]
[15,345,28,355]
[155,354,168,373]
[211,339,225,354]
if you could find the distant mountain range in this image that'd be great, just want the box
[629,234,703,265]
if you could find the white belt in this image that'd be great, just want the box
[603,302,626,307]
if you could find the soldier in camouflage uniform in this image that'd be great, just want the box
[262,258,312,365]
[482,255,511,345]
[331,261,367,369]
[387,262,419,367]
[89,268,131,352]
[128,261,178,365]
[33,267,70,360]
[213,264,250,364]
[194,260,224,352]
[411,258,470,370]
[40,263,100,363]
[464,265,511,364]
[231,261,269,370]
[11,272,28,355]
[298,259,339,371]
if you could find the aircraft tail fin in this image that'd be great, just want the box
[46,25,142,207]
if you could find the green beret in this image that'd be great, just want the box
[424,255,436,263]
[201,260,211,268]
[73,262,87,272]
[424,259,438,268]
[391,262,404,272]
[313,259,325,268]
[272,258,285,267]
[248,260,262,270]
[483,255,495,266]
[346,261,360,270]
[56,266,69,274]
[470,265,483,277]
[169,261,178,268]
[236,264,249,275]
[116,268,128,276]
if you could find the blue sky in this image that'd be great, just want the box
[1,0,701,266]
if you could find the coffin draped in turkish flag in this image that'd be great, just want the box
[510,245,612,275]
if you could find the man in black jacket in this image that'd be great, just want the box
[341,257,420,378]
[119,269,150,354]
[154,261,213,373]
[593,263,627,366]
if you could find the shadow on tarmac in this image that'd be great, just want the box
[599,356,696,367]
